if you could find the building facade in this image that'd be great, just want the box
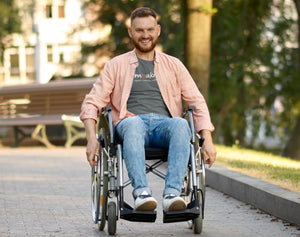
[0,0,108,86]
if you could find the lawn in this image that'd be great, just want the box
[214,145,300,193]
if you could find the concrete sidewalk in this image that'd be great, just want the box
[0,147,299,237]
[206,165,300,227]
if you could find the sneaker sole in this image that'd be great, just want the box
[135,200,157,211]
[167,199,187,212]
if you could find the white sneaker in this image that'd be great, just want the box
[163,194,187,212]
[134,191,157,211]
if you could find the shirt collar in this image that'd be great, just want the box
[129,49,160,64]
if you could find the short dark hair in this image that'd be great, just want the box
[130,7,157,23]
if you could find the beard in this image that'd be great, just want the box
[131,37,158,53]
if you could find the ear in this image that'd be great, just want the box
[128,27,133,38]
[157,24,161,37]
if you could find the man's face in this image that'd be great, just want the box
[128,16,161,54]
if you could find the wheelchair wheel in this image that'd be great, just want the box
[184,140,205,234]
[193,191,203,234]
[107,201,117,235]
[193,141,206,234]
[91,165,99,223]
[91,128,109,231]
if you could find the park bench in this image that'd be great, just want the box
[0,78,96,148]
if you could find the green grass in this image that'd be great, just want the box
[215,145,300,193]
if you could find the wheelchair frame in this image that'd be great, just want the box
[91,106,206,235]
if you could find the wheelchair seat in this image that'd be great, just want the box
[145,147,168,161]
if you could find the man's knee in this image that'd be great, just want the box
[171,118,190,136]
[167,118,191,144]
[117,116,145,139]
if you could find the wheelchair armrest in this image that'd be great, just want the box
[182,106,195,143]
[183,106,204,147]
[104,106,112,112]
[100,106,116,155]
[188,105,195,111]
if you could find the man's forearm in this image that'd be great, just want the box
[83,119,97,141]
[199,129,213,143]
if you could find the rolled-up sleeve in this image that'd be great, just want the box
[172,58,215,133]
[80,61,115,122]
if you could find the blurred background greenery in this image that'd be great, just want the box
[1,0,299,160]
[81,0,300,160]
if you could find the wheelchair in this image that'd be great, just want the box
[91,106,206,235]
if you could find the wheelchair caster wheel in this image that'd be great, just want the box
[108,201,117,235]
[187,220,193,229]
[193,215,203,234]
[193,196,203,234]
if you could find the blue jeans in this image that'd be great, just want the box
[115,113,191,197]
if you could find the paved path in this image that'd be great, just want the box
[0,147,299,237]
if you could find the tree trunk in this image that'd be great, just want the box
[282,0,300,160]
[186,0,212,101]
[283,115,300,160]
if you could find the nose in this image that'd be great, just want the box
[142,30,150,38]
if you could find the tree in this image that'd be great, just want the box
[282,0,300,160]
[186,0,215,100]
[82,0,300,160]
[0,0,21,64]
[82,0,185,62]
[209,0,299,153]
[210,0,274,146]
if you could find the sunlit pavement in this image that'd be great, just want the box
[0,147,299,237]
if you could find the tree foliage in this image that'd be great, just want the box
[210,0,299,149]
[82,0,299,157]
[0,0,21,63]
[282,0,300,159]
[83,0,185,60]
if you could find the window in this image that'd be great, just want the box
[10,54,19,76]
[59,52,64,63]
[26,54,35,81]
[58,5,64,18]
[47,45,53,62]
[45,1,65,19]
[46,5,52,18]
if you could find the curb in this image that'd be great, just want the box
[206,164,300,227]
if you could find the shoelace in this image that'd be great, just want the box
[164,194,176,199]
[137,191,152,199]
[138,194,151,199]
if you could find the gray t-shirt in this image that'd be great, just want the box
[127,58,171,117]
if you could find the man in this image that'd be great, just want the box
[80,7,217,212]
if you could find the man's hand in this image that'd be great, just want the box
[86,137,99,167]
[202,140,217,168]
[83,118,99,167]
[200,130,217,168]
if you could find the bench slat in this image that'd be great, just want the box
[0,115,63,126]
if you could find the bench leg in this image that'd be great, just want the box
[64,121,86,148]
[31,124,56,148]
[13,127,31,147]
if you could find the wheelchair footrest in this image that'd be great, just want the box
[163,200,200,223]
[120,202,157,223]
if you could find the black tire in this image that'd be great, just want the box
[91,128,109,231]
[91,166,99,223]
[193,139,205,234]
[107,201,117,235]
[98,128,109,231]
[193,191,203,234]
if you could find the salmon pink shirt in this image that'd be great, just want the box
[80,50,214,133]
